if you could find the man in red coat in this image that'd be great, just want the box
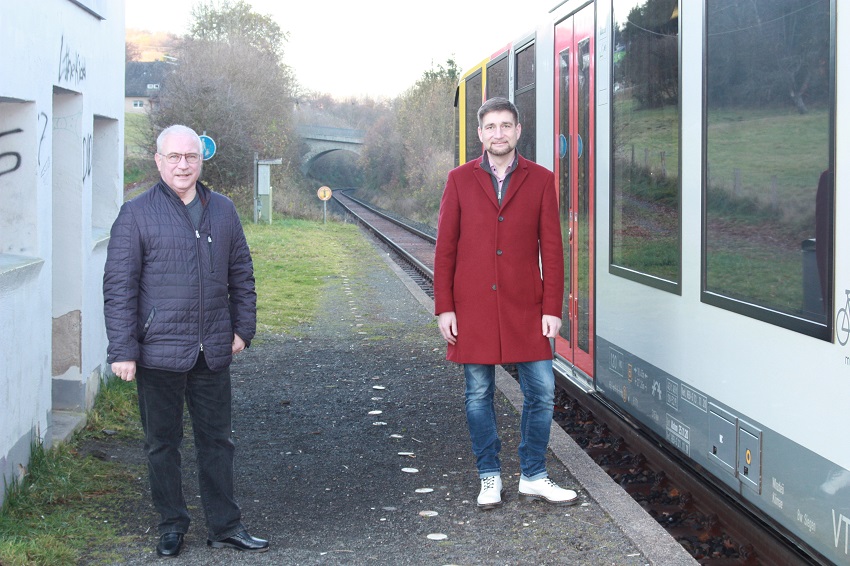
[435,97,578,510]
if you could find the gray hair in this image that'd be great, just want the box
[477,97,519,127]
[156,124,204,154]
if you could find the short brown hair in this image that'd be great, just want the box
[477,97,519,127]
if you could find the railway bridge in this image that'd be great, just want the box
[297,126,365,175]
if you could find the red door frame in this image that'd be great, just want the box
[553,5,595,377]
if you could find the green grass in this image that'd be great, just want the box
[124,113,150,159]
[706,248,802,312]
[0,218,377,564]
[706,106,828,201]
[613,97,680,175]
[0,379,141,566]
[612,99,827,308]
[244,218,377,336]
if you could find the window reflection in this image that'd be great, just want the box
[515,43,536,161]
[487,56,509,101]
[559,48,572,343]
[611,0,681,286]
[705,0,832,328]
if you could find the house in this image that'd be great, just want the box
[125,60,172,113]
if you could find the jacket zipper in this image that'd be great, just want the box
[163,182,208,355]
[195,229,205,352]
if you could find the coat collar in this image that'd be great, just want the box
[156,179,211,206]
[473,153,529,209]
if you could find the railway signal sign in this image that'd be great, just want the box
[317,186,332,223]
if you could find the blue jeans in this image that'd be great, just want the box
[135,353,244,540]
[464,360,555,481]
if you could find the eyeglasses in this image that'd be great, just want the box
[159,152,201,164]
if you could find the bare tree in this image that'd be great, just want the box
[369,59,458,223]
[149,2,307,215]
[126,41,141,62]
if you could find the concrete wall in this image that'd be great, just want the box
[0,0,124,506]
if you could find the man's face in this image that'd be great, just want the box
[155,132,202,194]
[478,109,521,157]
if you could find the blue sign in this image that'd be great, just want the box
[199,134,216,160]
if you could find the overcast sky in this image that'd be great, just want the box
[125,0,551,99]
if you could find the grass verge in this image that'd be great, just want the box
[0,378,142,566]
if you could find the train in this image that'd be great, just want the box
[454,0,846,563]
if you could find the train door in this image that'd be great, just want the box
[554,4,595,378]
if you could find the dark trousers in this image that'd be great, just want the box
[135,353,243,539]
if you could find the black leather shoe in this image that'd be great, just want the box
[207,529,269,552]
[156,532,184,557]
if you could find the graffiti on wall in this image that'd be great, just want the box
[38,112,50,179]
[57,34,86,86]
[82,133,92,182]
[0,128,23,178]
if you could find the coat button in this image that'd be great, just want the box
[496,249,503,255]
[491,284,497,291]
[498,216,504,222]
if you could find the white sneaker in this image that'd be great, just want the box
[518,477,578,506]
[477,476,505,510]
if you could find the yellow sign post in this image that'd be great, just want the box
[317,186,332,223]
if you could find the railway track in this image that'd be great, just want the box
[332,192,819,566]
[332,191,435,297]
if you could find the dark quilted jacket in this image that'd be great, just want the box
[103,180,256,372]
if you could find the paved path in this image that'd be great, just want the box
[101,231,695,565]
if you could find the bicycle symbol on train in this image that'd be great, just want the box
[836,289,850,345]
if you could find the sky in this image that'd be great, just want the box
[125,0,551,99]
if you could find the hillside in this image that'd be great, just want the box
[126,28,180,62]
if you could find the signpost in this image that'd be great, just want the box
[199,133,216,160]
[317,186,332,224]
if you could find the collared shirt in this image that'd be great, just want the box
[481,152,518,205]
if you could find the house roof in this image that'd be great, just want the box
[125,61,172,97]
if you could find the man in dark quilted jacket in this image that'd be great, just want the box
[103,124,267,557]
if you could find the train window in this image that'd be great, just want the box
[464,71,483,163]
[703,0,833,338]
[515,43,535,91]
[515,42,536,162]
[610,0,681,291]
[486,55,509,101]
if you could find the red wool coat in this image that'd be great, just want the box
[434,155,565,364]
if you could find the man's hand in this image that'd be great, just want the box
[232,333,247,354]
[438,311,458,345]
[112,360,137,382]
[541,315,562,339]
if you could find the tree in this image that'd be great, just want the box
[359,113,404,192]
[705,0,830,111]
[390,59,459,223]
[126,41,141,62]
[189,0,286,61]
[149,3,305,216]
[616,0,678,109]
